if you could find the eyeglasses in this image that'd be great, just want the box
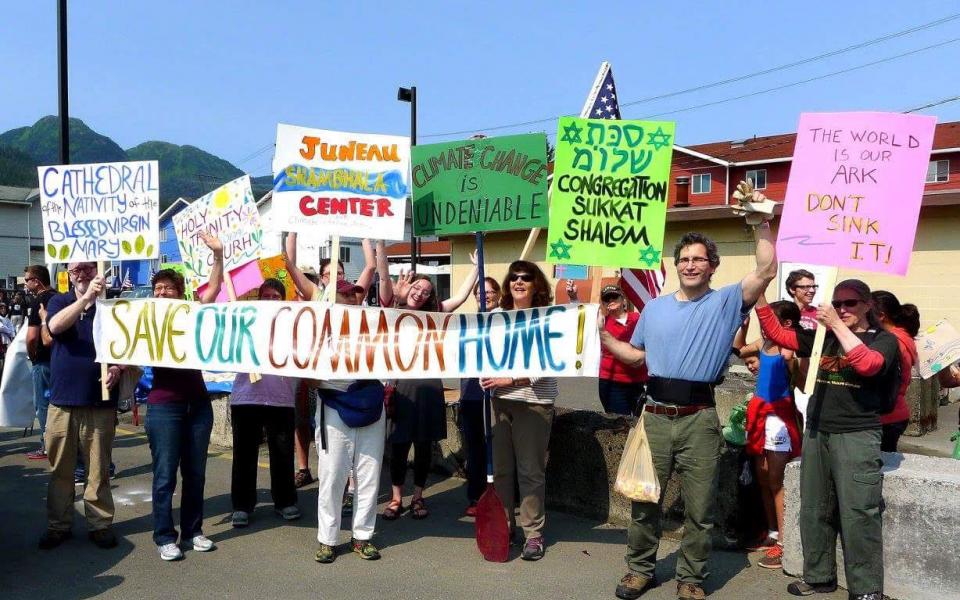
[676,257,710,266]
[68,265,96,276]
[153,284,178,293]
[509,273,534,283]
[474,289,498,297]
[832,299,862,309]
[794,285,819,291]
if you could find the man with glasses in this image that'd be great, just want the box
[39,262,123,550]
[24,265,55,460]
[785,269,819,331]
[602,220,777,600]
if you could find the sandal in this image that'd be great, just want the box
[410,497,429,520]
[382,499,403,521]
[294,469,314,488]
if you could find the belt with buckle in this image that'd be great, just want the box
[643,403,713,417]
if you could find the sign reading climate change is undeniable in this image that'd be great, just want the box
[93,299,601,379]
[38,160,160,262]
[546,117,675,269]
[411,133,548,236]
[272,124,410,240]
[776,112,936,275]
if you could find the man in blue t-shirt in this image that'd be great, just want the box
[39,262,123,551]
[603,218,777,600]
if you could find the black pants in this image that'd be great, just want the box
[231,404,297,512]
[880,419,908,452]
[458,400,487,504]
[390,441,432,488]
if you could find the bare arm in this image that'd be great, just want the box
[599,327,646,368]
[284,232,319,300]
[439,250,479,313]
[49,275,103,335]
[375,240,395,306]
[198,232,225,305]
[26,326,41,361]
[937,362,960,389]
[354,239,376,293]
[741,222,777,307]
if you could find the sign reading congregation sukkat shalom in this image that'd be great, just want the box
[93,299,601,379]
[37,160,160,262]
[411,133,549,236]
[546,117,675,269]
[776,111,936,275]
[272,123,410,240]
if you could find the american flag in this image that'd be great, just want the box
[121,270,133,290]
[581,62,665,310]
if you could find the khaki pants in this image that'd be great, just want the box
[491,398,554,540]
[45,404,117,531]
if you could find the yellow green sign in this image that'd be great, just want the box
[546,117,675,268]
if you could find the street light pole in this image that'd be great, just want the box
[58,0,69,165]
[398,86,417,271]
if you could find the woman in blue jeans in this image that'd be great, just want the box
[145,232,223,562]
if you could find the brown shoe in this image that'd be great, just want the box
[615,572,653,599]
[677,581,706,600]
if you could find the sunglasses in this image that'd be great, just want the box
[601,294,622,302]
[831,299,862,309]
[508,273,534,283]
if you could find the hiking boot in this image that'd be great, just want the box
[231,510,250,528]
[89,528,118,549]
[520,536,545,561]
[314,543,336,563]
[38,529,72,550]
[189,535,215,552]
[677,582,706,600]
[294,469,314,488]
[158,543,183,561]
[615,572,653,599]
[276,505,302,521]
[351,538,381,560]
[787,579,838,596]
[758,543,783,569]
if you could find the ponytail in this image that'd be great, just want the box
[871,290,921,337]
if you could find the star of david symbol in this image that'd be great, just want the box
[647,126,672,151]
[559,121,584,144]
[638,246,661,267]
[549,238,573,260]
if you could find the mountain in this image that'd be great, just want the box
[0,145,38,187]
[127,140,245,201]
[0,115,126,167]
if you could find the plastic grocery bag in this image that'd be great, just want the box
[723,398,749,446]
[951,430,960,460]
[614,413,661,503]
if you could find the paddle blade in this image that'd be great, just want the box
[475,483,510,562]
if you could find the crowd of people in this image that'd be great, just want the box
[4,211,957,600]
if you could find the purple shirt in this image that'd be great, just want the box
[230,373,296,407]
[148,367,209,405]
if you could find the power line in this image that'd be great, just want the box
[420,13,960,139]
[903,95,960,113]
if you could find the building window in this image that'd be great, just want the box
[926,160,949,183]
[340,247,351,262]
[692,173,712,194]
[161,254,168,264]
[160,228,167,242]
[745,169,767,190]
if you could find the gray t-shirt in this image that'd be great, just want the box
[630,283,749,383]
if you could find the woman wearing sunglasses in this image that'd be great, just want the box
[755,279,899,600]
[480,260,559,561]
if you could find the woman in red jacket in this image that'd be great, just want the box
[871,291,919,452]
[597,284,646,415]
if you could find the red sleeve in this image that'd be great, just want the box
[845,344,885,377]
[756,305,800,350]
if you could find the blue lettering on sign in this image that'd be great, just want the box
[457,307,568,374]
[544,306,567,371]
[458,313,486,372]
[484,311,511,370]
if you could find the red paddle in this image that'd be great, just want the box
[473,231,510,562]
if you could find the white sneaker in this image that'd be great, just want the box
[158,543,183,561]
[275,505,301,521]
[189,535,216,552]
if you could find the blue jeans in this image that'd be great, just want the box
[598,379,643,416]
[145,401,213,545]
[32,363,51,451]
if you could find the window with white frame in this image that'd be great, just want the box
[160,228,167,242]
[692,173,712,194]
[926,160,949,183]
[745,169,767,189]
[161,254,168,264]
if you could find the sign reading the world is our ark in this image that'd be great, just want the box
[38,160,160,262]
[411,133,548,236]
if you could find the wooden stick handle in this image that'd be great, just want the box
[325,235,340,303]
[99,261,110,401]
[802,267,839,395]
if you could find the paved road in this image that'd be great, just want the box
[0,425,846,600]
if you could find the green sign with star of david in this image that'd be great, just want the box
[410,133,549,236]
[546,116,675,269]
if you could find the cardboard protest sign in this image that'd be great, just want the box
[56,271,69,293]
[94,299,601,380]
[556,265,589,280]
[546,117,674,269]
[37,161,159,262]
[255,255,297,300]
[776,112,936,275]
[411,133,548,236]
[272,123,409,240]
[915,319,960,379]
[173,175,263,298]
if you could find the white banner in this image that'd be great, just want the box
[38,160,160,262]
[93,299,600,379]
[272,123,409,240]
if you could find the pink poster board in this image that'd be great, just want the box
[776,112,936,275]
[196,260,264,303]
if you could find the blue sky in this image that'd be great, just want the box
[3,0,959,176]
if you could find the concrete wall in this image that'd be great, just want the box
[782,453,960,600]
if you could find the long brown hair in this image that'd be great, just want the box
[500,260,552,309]
[401,274,439,312]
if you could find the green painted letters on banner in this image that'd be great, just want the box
[546,117,675,269]
[411,133,549,236]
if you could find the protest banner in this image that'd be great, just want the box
[237,255,298,301]
[37,160,160,262]
[93,298,601,380]
[272,123,409,240]
[173,175,263,300]
[546,117,675,269]
[411,133,548,236]
[915,319,960,379]
[776,112,936,275]
[556,265,589,280]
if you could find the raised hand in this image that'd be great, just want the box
[82,275,105,302]
[395,270,415,302]
[199,230,224,258]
